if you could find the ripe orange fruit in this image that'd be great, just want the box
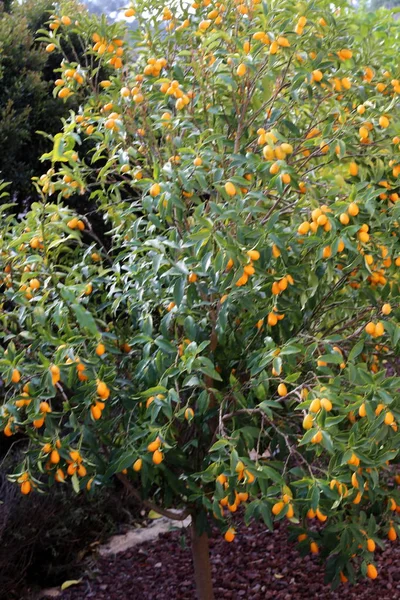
[247,249,260,261]
[286,504,294,519]
[67,464,77,476]
[347,453,360,466]
[58,87,71,99]
[277,383,287,397]
[379,115,389,128]
[224,528,235,542]
[312,69,323,82]
[50,364,60,385]
[96,343,106,356]
[269,162,280,175]
[384,411,394,425]
[382,303,391,315]
[133,458,143,472]
[320,398,332,412]
[310,541,319,554]
[272,501,285,515]
[365,322,376,335]
[97,381,110,398]
[349,162,358,176]
[348,202,359,216]
[67,217,79,229]
[46,43,56,52]
[303,414,313,429]
[316,508,327,522]
[224,181,236,196]
[309,398,321,413]
[152,449,164,464]
[77,464,87,477]
[184,407,194,420]
[188,272,198,283]
[311,430,323,444]
[21,480,32,495]
[148,438,161,453]
[237,63,247,76]
[55,468,65,482]
[30,278,40,290]
[124,7,135,17]
[91,404,102,420]
[11,369,21,384]
[39,401,51,413]
[388,526,397,541]
[339,213,350,225]
[150,183,161,197]
[366,564,378,579]
[298,221,310,235]
[50,449,60,464]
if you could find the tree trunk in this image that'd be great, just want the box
[191,520,215,600]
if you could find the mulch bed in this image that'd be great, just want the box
[54,517,400,600]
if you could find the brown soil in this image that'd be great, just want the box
[53,518,400,600]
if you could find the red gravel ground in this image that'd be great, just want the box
[53,519,400,600]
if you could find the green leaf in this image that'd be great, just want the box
[318,353,344,365]
[71,473,80,494]
[348,340,364,362]
[71,303,98,336]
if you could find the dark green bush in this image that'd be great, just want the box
[0,446,140,599]
[0,0,103,207]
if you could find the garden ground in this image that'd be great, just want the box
[40,518,400,600]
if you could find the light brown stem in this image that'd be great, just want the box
[191,520,215,600]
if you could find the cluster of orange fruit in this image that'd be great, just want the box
[365,320,385,338]
[67,216,85,230]
[159,78,192,110]
[18,472,33,495]
[270,274,294,295]
[147,437,164,464]
[272,490,295,519]
[91,381,110,420]
[91,33,124,69]
[45,14,72,53]
[41,443,88,483]
[54,65,85,99]
[256,307,285,329]
[235,249,260,287]
[216,463,253,520]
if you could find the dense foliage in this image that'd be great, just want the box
[0,0,105,205]
[0,0,400,593]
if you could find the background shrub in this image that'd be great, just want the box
[0,443,139,599]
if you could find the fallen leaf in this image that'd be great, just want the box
[148,510,162,519]
[61,579,82,591]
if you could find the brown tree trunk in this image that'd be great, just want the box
[191,520,215,600]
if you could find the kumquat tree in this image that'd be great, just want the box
[0,0,400,597]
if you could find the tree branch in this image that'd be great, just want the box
[116,473,190,522]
